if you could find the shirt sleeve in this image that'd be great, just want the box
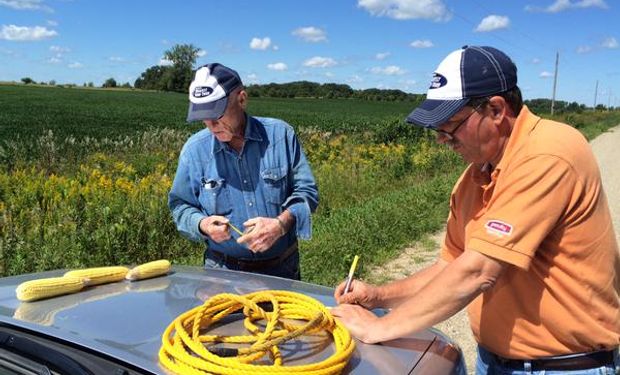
[281,128,319,240]
[168,153,209,243]
[467,154,578,270]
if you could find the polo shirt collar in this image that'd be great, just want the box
[470,105,541,187]
[494,105,541,174]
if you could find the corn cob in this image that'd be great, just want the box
[16,276,85,302]
[64,266,129,286]
[125,259,171,281]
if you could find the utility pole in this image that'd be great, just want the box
[593,80,598,109]
[551,52,559,115]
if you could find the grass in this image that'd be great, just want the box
[1,84,618,286]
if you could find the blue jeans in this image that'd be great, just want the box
[476,346,620,375]
[204,250,301,280]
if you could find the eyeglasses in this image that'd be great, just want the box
[436,102,485,141]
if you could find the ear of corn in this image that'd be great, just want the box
[126,259,171,281]
[64,266,129,286]
[16,276,85,302]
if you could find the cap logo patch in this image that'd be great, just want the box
[429,73,447,89]
[485,220,513,237]
[192,86,214,98]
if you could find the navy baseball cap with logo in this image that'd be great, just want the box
[406,45,517,129]
[187,63,243,122]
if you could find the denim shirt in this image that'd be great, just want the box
[168,115,319,259]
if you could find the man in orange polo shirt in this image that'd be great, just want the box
[332,45,620,374]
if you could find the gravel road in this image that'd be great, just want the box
[367,125,620,374]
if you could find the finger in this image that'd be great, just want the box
[211,217,229,226]
[334,282,346,298]
[243,217,260,227]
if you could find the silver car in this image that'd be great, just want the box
[0,266,465,374]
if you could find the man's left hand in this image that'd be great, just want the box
[331,304,381,344]
[237,217,283,252]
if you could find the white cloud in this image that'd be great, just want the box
[532,58,541,64]
[49,45,68,53]
[68,62,83,69]
[347,75,363,83]
[250,37,272,50]
[46,20,57,26]
[370,65,406,75]
[267,62,288,71]
[246,73,259,84]
[525,0,607,13]
[410,39,434,48]
[539,71,553,78]
[576,45,592,53]
[109,56,124,62]
[601,37,618,49]
[0,24,57,41]
[47,56,60,64]
[375,52,390,60]
[475,15,510,32]
[159,58,173,66]
[0,0,52,12]
[303,56,337,68]
[196,49,207,57]
[325,72,335,78]
[292,26,327,42]
[357,0,451,22]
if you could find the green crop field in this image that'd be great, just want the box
[1,84,618,286]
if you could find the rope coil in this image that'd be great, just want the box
[159,290,355,374]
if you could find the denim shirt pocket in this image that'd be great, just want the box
[261,167,288,205]
[198,178,233,215]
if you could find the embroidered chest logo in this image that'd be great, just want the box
[485,220,513,237]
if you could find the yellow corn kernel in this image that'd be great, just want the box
[16,276,85,302]
[64,266,129,286]
[126,260,171,281]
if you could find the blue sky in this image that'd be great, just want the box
[1,0,618,106]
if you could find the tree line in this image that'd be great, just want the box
[18,43,616,110]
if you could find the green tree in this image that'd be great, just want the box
[161,44,200,93]
[21,77,35,84]
[163,43,200,67]
[102,78,117,88]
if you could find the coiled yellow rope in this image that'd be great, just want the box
[159,290,355,374]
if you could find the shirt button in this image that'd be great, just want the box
[248,202,253,207]
[243,179,248,184]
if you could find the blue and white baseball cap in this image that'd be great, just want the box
[187,63,243,122]
[406,46,517,129]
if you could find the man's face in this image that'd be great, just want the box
[436,102,503,164]
[203,89,247,143]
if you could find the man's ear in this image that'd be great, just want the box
[237,89,248,110]
[488,96,507,121]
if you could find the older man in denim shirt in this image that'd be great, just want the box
[168,63,318,280]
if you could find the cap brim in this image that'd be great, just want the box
[405,98,469,129]
[186,96,229,122]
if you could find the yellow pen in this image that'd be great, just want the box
[343,255,360,294]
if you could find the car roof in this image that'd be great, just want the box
[0,266,463,374]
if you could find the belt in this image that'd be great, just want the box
[208,242,298,272]
[492,349,617,371]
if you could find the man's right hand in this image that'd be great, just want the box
[199,216,231,243]
[334,279,380,310]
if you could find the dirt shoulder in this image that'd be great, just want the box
[365,125,620,374]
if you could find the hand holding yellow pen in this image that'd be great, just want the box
[343,255,360,294]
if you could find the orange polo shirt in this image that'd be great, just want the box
[441,106,620,359]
